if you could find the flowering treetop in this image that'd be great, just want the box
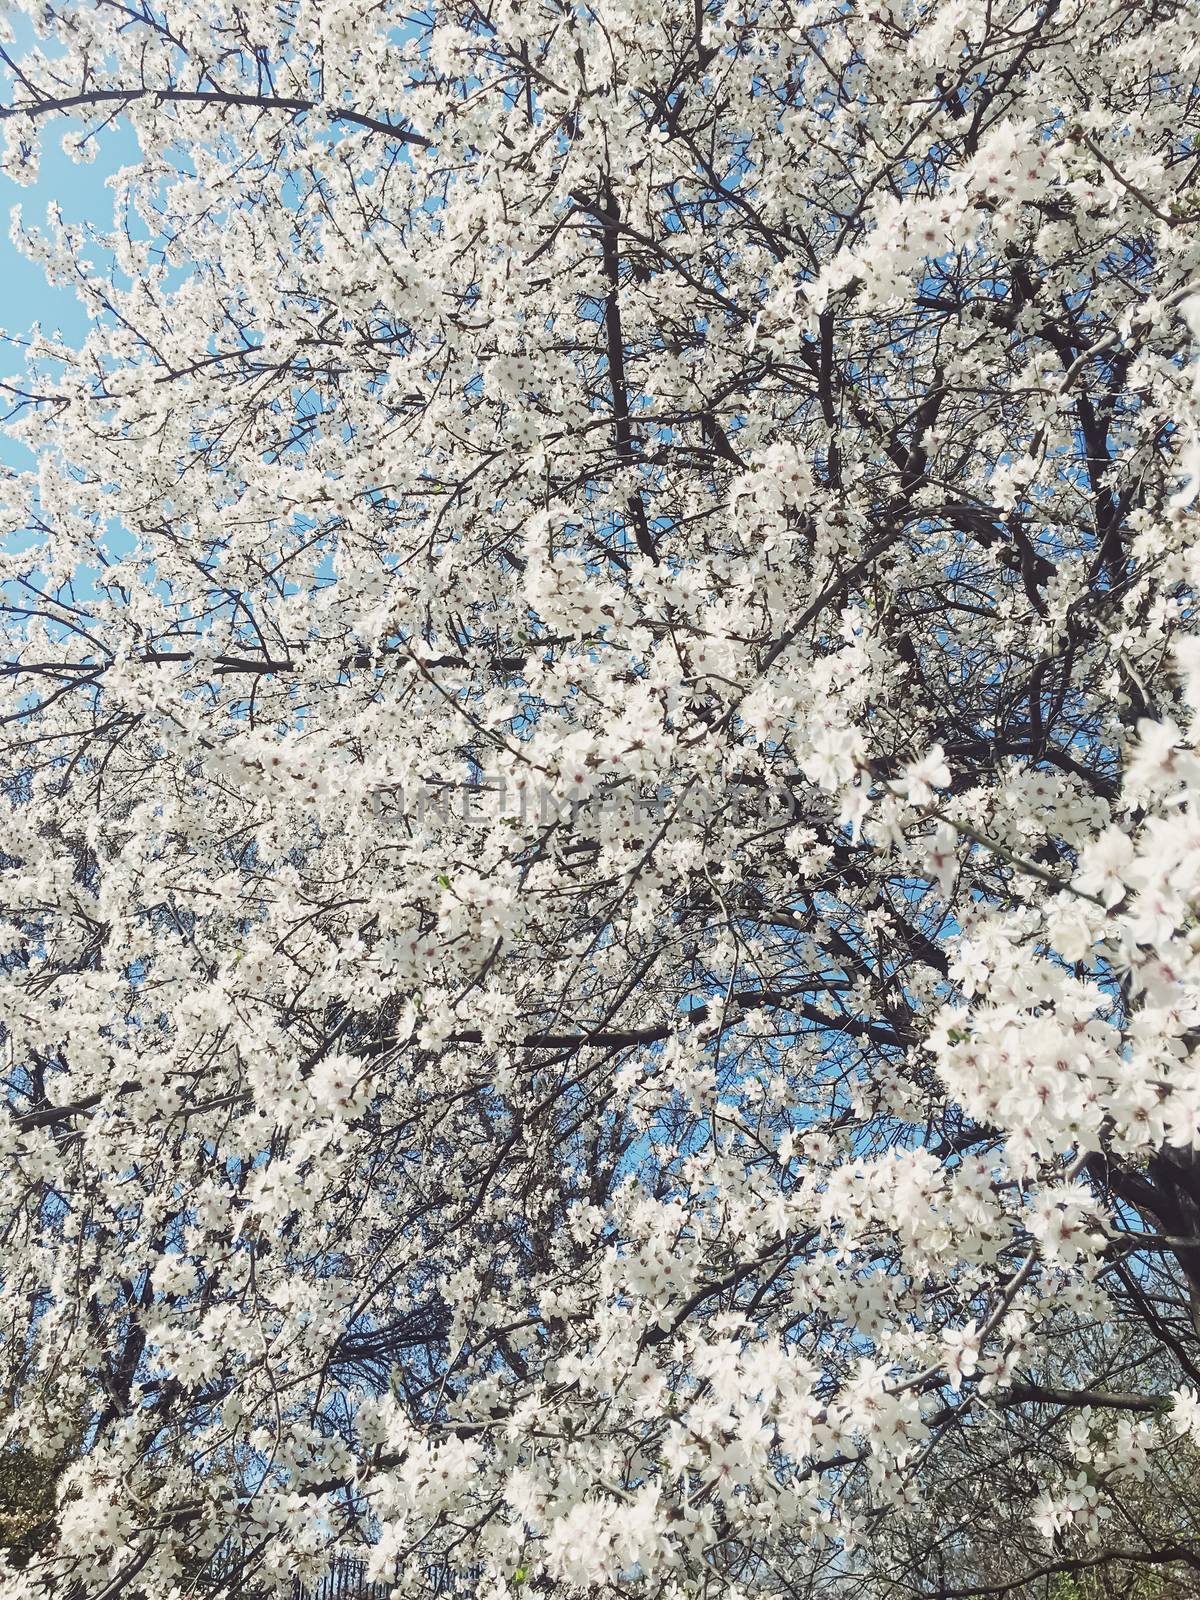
[2,0,1200,1596]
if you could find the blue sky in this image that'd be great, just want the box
[0,110,148,605]
[2,0,143,346]
[1,116,140,470]
[1,120,142,340]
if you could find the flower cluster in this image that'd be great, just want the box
[1,0,1200,1596]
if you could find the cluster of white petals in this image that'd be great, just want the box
[1,0,1200,1597]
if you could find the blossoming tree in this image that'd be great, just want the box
[2,0,1200,1595]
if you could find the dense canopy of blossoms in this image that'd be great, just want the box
[2,0,1200,1596]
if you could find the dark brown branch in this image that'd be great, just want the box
[595,182,659,563]
[0,86,431,148]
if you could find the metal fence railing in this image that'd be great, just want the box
[194,1538,481,1598]
[292,1557,483,1600]
[292,1556,387,1599]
